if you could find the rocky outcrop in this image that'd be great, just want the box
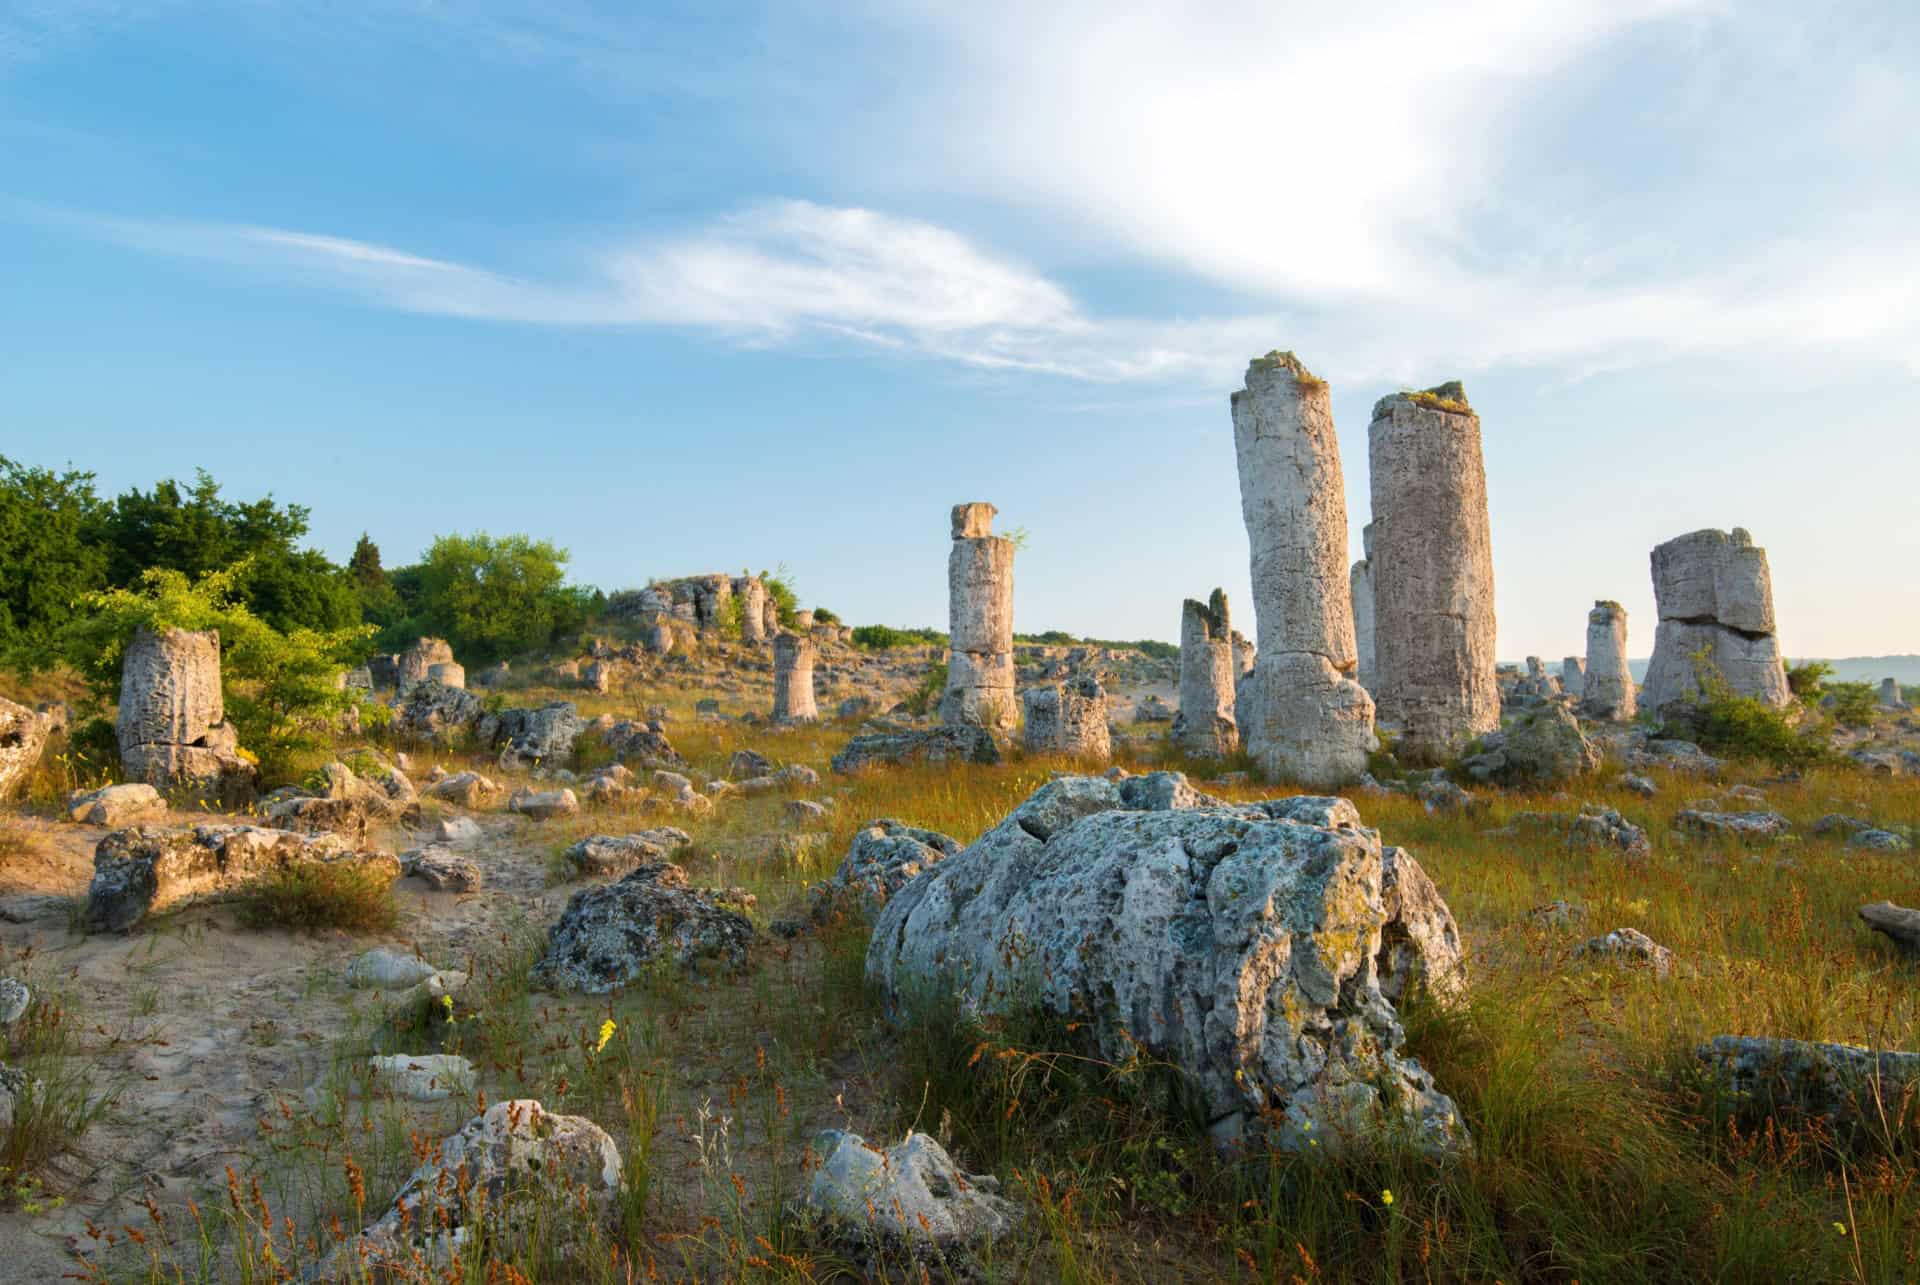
[115,628,256,804]
[1880,678,1907,709]
[831,724,1002,774]
[733,575,771,643]
[797,1131,1017,1266]
[1578,602,1636,720]
[1675,808,1790,840]
[1021,676,1111,761]
[599,719,685,769]
[774,632,819,723]
[866,773,1468,1154]
[940,503,1017,730]
[1231,353,1376,787]
[1367,383,1498,763]
[1641,529,1790,722]
[391,679,484,745]
[1173,590,1239,758]
[532,862,754,993]
[85,824,399,932]
[1560,656,1586,702]
[0,697,51,802]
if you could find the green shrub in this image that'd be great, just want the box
[810,606,839,625]
[851,623,946,650]
[1785,659,1833,701]
[1825,680,1879,727]
[1678,653,1834,769]
[758,565,799,624]
[236,861,398,933]
[900,661,947,715]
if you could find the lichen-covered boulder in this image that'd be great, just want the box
[391,679,484,745]
[808,819,962,922]
[325,1100,620,1276]
[1462,704,1599,786]
[1698,1037,1920,1141]
[531,862,754,993]
[85,824,400,932]
[830,725,1001,774]
[1574,927,1674,978]
[599,720,686,770]
[563,829,693,879]
[0,697,51,802]
[1675,809,1790,840]
[480,702,585,768]
[796,1131,1018,1266]
[65,783,166,827]
[866,773,1469,1154]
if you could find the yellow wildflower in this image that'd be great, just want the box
[596,1019,616,1053]
[1834,1222,1849,1236]
[1381,1189,1394,1207]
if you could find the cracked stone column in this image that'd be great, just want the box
[1350,522,1377,694]
[772,631,818,723]
[1022,675,1111,761]
[1231,352,1375,787]
[1561,656,1586,702]
[1581,601,1637,721]
[116,626,256,804]
[733,576,769,643]
[1641,528,1789,720]
[939,502,1017,730]
[1367,382,1498,763]
[1173,590,1239,757]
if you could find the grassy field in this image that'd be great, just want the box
[38,675,1920,1282]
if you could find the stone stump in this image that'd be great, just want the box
[1367,382,1498,763]
[115,627,256,805]
[397,638,455,695]
[1231,352,1375,787]
[427,662,465,690]
[1881,678,1906,709]
[1022,676,1111,762]
[939,503,1016,730]
[1173,590,1238,758]
[733,576,769,643]
[1582,601,1637,721]
[773,632,819,723]
[1641,529,1789,721]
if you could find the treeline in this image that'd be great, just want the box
[0,457,598,672]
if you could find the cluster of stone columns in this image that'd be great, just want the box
[1229,352,1376,787]
[773,631,818,723]
[939,503,1017,730]
[1366,383,1498,763]
[1173,589,1239,758]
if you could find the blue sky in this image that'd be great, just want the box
[4,1,1916,659]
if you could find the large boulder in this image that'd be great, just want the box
[85,824,400,932]
[830,725,1002,774]
[65,783,166,827]
[598,720,686,770]
[531,862,754,993]
[866,773,1469,1154]
[796,1131,1018,1266]
[808,820,962,922]
[563,829,693,879]
[479,702,585,768]
[0,697,51,802]
[327,1100,621,1275]
[1698,1036,1920,1142]
[391,679,484,745]
[1461,703,1599,786]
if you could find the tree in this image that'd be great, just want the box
[62,561,372,781]
[408,533,594,662]
[348,534,385,588]
[0,455,108,673]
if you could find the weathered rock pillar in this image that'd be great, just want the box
[1581,601,1637,721]
[733,576,769,643]
[1881,678,1906,709]
[1350,522,1377,693]
[939,503,1016,730]
[1561,657,1586,702]
[1173,590,1239,758]
[1231,352,1375,786]
[773,632,818,723]
[398,638,455,695]
[1022,676,1111,761]
[116,627,256,804]
[1641,528,1789,721]
[1367,382,1498,762]
[427,661,466,690]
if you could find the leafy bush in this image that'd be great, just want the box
[851,624,947,650]
[810,606,839,625]
[1785,659,1833,701]
[62,563,370,781]
[758,565,799,624]
[236,861,398,933]
[900,661,947,715]
[1678,654,1833,770]
[0,456,108,674]
[1825,681,1879,727]
[395,532,596,663]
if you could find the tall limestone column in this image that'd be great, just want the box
[1350,522,1377,694]
[772,632,818,723]
[1581,601,1637,721]
[1172,589,1238,758]
[1231,352,1375,787]
[1367,382,1498,763]
[939,503,1017,730]
[1640,528,1789,721]
[733,576,770,643]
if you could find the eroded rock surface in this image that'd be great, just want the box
[532,862,754,993]
[86,824,399,932]
[1642,529,1790,721]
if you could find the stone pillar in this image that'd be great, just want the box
[773,632,818,723]
[1881,678,1906,709]
[428,661,466,690]
[115,627,255,805]
[1022,676,1111,761]
[791,608,816,631]
[398,638,455,694]
[1582,601,1637,721]
[1561,657,1586,702]
[1231,352,1375,787]
[1350,522,1377,693]
[733,576,769,643]
[1641,528,1789,721]
[939,502,1016,730]
[1173,590,1238,758]
[1367,381,1498,763]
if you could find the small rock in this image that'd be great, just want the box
[405,846,484,891]
[508,788,579,821]
[1860,902,1920,958]
[346,948,439,991]
[367,1053,476,1102]
[0,978,30,1025]
[1620,773,1657,797]
[65,783,167,827]
[1574,927,1674,978]
[432,816,483,844]
[1675,809,1790,840]
[796,1131,1018,1265]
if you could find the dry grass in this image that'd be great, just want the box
[234,861,401,934]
